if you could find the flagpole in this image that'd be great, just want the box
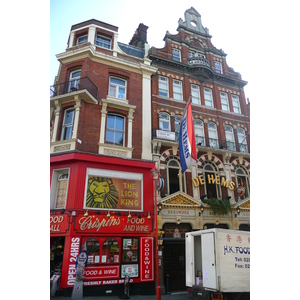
[175,95,192,134]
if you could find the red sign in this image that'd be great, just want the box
[140,237,154,281]
[50,214,69,234]
[83,266,120,280]
[75,215,153,234]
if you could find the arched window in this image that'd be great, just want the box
[69,69,81,92]
[235,165,250,199]
[208,122,218,148]
[194,119,205,146]
[159,112,170,131]
[165,157,186,195]
[224,125,236,151]
[237,128,248,153]
[203,161,221,199]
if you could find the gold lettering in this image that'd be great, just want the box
[229,181,235,191]
[192,177,199,187]
[207,174,216,184]
[215,175,220,185]
[198,175,205,185]
[221,177,229,188]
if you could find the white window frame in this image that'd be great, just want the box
[50,169,70,209]
[220,92,230,111]
[215,61,222,74]
[172,48,181,62]
[224,125,236,151]
[69,69,81,92]
[61,108,75,141]
[108,77,127,99]
[189,50,195,58]
[96,35,111,49]
[194,119,205,146]
[158,76,169,97]
[232,95,241,114]
[208,122,219,148]
[105,114,125,146]
[159,112,171,131]
[204,88,213,107]
[237,128,248,153]
[77,35,87,45]
[173,79,183,101]
[191,84,200,105]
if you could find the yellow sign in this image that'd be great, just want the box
[192,175,235,191]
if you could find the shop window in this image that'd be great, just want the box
[122,238,138,262]
[102,238,120,264]
[82,237,120,265]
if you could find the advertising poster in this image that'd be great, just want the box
[84,168,143,211]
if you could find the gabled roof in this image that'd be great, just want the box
[159,192,201,208]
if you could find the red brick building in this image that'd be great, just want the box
[148,7,250,293]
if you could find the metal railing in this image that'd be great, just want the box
[188,57,211,68]
[50,77,98,99]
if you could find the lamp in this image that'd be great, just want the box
[84,210,88,217]
[127,211,131,219]
[199,204,204,216]
[147,212,151,219]
[138,213,141,219]
[106,211,111,218]
[200,194,207,200]
[235,206,241,218]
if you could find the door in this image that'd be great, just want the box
[163,242,186,292]
[201,233,217,289]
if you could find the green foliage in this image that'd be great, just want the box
[203,199,232,216]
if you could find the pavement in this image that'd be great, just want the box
[53,291,193,300]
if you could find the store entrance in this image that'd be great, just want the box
[50,237,65,277]
[163,241,186,293]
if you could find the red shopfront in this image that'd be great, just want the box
[59,213,155,296]
[50,152,156,296]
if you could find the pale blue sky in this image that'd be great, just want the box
[50,0,262,103]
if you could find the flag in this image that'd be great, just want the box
[179,101,197,173]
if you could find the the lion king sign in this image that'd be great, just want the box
[84,168,143,211]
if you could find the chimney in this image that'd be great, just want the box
[129,23,148,48]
